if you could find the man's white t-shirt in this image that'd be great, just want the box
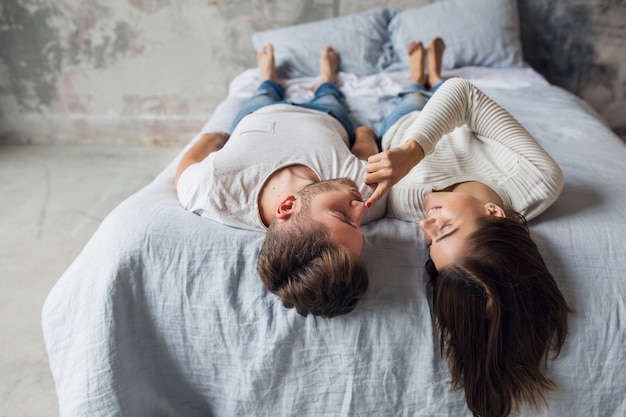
[177,104,386,230]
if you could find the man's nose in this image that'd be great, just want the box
[351,200,367,222]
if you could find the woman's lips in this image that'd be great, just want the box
[426,206,442,216]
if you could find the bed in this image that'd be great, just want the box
[42,1,626,416]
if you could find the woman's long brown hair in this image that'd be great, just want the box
[426,215,571,417]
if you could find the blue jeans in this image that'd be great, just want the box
[230,80,355,144]
[378,80,444,139]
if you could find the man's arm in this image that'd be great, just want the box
[175,132,229,184]
[350,126,379,161]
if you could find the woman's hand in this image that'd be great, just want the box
[364,140,424,207]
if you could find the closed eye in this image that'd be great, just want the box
[436,227,458,243]
[332,212,357,229]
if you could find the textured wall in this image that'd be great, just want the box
[518,0,626,138]
[0,0,624,144]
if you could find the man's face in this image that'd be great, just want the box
[298,178,367,256]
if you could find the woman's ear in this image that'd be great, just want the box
[485,203,506,218]
[276,195,298,221]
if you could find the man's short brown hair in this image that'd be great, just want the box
[257,213,369,318]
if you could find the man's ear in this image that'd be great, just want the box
[276,195,298,221]
[485,203,506,218]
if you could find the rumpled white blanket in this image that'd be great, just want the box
[43,67,626,416]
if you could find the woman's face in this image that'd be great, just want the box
[419,192,492,269]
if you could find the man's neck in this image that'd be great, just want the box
[258,164,319,227]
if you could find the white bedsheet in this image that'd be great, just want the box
[43,67,626,416]
[229,66,549,99]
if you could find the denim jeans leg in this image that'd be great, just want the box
[298,82,355,144]
[378,82,430,138]
[429,79,444,94]
[230,80,286,132]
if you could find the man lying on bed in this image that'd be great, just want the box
[175,44,385,319]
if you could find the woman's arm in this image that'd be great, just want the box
[405,77,564,217]
[364,77,563,208]
[363,140,424,207]
[402,77,558,165]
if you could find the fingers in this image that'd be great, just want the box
[363,151,405,207]
[363,166,387,187]
[364,153,393,183]
[364,164,390,208]
[365,152,389,178]
[365,182,390,208]
[367,151,385,165]
[363,151,389,207]
[363,143,424,208]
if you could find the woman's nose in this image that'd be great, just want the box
[419,216,436,231]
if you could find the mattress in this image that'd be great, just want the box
[42,4,626,416]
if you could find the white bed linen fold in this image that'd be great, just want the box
[43,69,626,416]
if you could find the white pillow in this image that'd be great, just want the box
[388,0,524,70]
[252,8,397,78]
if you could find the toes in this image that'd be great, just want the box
[325,46,337,60]
[430,37,445,52]
[407,41,424,56]
[260,43,274,55]
[322,46,339,66]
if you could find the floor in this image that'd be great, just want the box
[0,143,185,416]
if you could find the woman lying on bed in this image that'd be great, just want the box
[364,37,572,417]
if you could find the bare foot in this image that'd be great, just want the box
[407,41,425,86]
[257,44,277,81]
[427,37,445,88]
[313,45,340,91]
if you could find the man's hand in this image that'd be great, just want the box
[364,140,424,207]
[176,132,230,184]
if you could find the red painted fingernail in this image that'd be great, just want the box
[365,202,372,208]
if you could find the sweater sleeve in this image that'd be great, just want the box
[402,77,564,218]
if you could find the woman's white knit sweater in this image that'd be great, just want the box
[382,77,564,221]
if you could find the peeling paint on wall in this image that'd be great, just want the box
[0,0,624,144]
[0,0,64,109]
[128,0,170,14]
[519,0,626,136]
[61,1,144,69]
[0,0,145,112]
[521,2,612,92]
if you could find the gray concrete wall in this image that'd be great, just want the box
[1,0,624,144]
